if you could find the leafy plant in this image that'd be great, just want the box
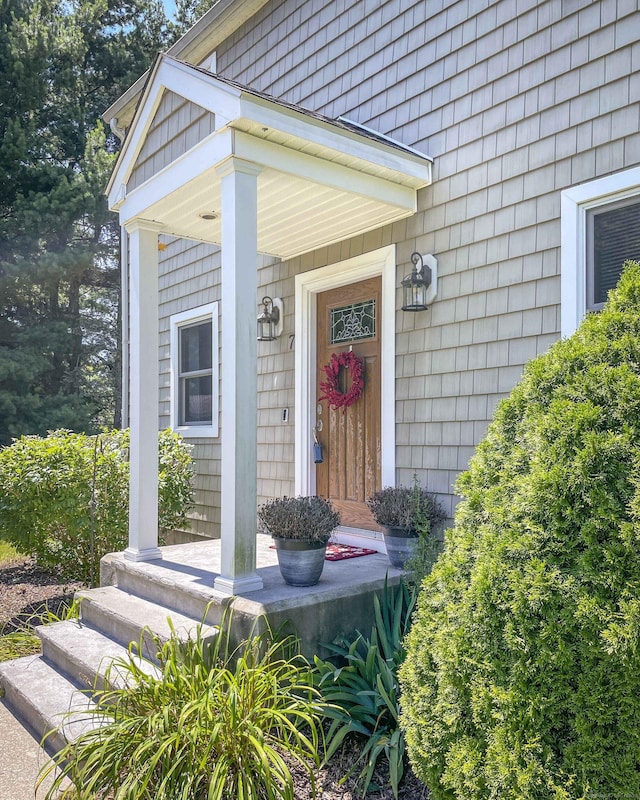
[400,261,640,799]
[258,495,340,544]
[0,429,194,585]
[367,479,445,532]
[40,613,326,800]
[402,523,444,589]
[314,579,416,798]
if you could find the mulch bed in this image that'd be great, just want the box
[0,555,84,633]
[0,555,430,798]
[290,740,431,799]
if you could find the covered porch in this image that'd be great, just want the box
[106,53,432,594]
[100,534,401,658]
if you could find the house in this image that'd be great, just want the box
[103,0,640,594]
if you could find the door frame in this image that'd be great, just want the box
[294,245,396,541]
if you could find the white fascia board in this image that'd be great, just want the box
[234,131,416,212]
[115,128,233,223]
[238,95,433,187]
[169,0,270,65]
[106,56,165,199]
[160,56,241,117]
[106,58,241,201]
[103,71,149,127]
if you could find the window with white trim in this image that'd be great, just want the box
[586,197,640,310]
[561,166,640,337]
[170,303,218,437]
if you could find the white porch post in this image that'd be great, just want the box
[214,157,264,594]
[124,219,163,562]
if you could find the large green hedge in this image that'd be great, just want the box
[400,261,640,799]
[0,429,193,584]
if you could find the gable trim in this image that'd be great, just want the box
[107,56,432,209]
[107,58,241,202]
[103,0,271,131]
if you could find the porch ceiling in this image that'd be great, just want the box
[107,55,433,260]
[138,159,417,258]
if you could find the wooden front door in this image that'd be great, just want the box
[315,276,381,530]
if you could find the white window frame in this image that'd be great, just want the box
[561,165,640,337]
[170,302,219,438]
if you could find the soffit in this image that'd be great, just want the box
[139,165,414,258]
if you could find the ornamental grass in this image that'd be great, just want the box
[40,612,326,800]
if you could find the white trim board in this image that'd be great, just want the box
[561,166,640,338]
[294,245,396,526]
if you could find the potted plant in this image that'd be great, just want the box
[367,480,445,568]
[258,495,340,586]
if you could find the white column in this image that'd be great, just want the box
[214,157,264,594]
[124,219,163,562]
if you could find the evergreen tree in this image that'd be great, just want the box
[400,262,640,799]
[0,0,170,445]
[170,0,217,40]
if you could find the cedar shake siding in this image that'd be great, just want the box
[146,0,639,535]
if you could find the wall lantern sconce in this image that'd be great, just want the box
[257,296,284,341]
[401,252,438,312]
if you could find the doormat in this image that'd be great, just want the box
[325,543,378,561]
[269,543,378,560]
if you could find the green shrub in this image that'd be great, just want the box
[0,429,193,585]
[40,615,325,800]
[314,579,416,798]
[400,261,640,799]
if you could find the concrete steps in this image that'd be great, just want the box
[0,655,101,755]
[0,536,398,770]
[76,585,218,662]
[100,553,229,625]
[0,581,218,757]
[38,620,160,693]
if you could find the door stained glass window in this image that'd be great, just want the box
[330,300,376,344]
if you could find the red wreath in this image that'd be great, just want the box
[319,351,364,412]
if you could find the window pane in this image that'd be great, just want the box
[180,321,212,373]
[182,375,212,424]
[592,201,640,305]
[330,300,376,344]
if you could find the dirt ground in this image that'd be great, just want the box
[0,555,83,632]
[0,555,430,799]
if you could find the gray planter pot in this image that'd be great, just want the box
[272,538,327,586]
[381,525,418,569]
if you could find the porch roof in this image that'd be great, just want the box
[107,54,432,259]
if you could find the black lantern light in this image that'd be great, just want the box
[257,296,282,341]
[401,252,433,312]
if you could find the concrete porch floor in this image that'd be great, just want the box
[100,533,402,657]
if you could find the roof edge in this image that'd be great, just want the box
[182,59,432,166]
[102,0,269,129]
